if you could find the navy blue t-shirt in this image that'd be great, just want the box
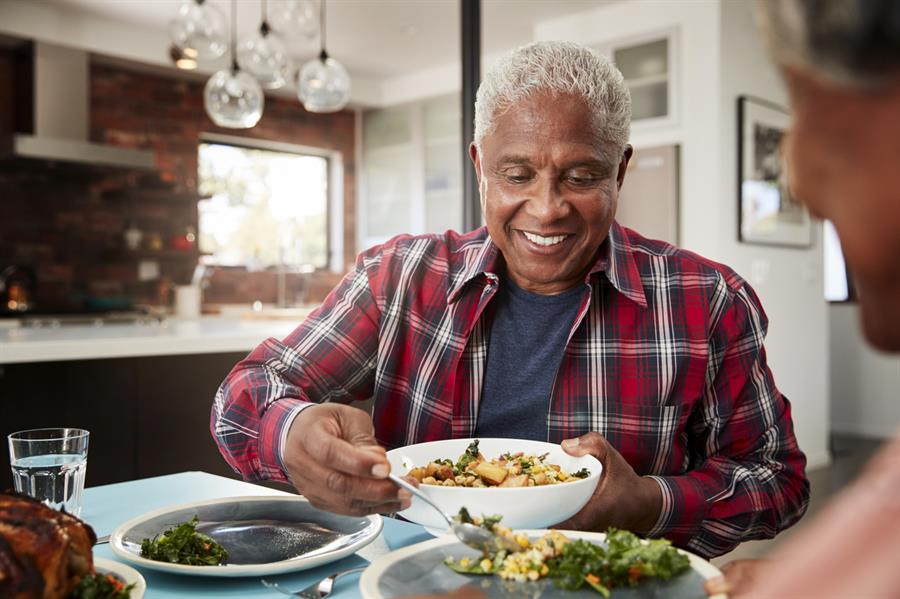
[474,277,585,441]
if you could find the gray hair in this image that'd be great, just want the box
[473,41,631,166]
[756,0,900,86]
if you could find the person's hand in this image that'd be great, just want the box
[554,432,661,533]
[704,559,768,597]
[282,403,410,516]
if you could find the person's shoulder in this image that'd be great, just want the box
[621,226,748,295]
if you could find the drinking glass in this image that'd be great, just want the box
[8,428,90,516]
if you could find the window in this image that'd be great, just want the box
[197,140,329,269]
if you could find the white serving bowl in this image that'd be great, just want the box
[386,438,602,531]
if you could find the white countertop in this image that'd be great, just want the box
[0,316,301,364]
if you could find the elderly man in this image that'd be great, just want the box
[704,1,900,596]
[211,41,808,558]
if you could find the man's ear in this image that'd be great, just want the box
[469,142,482,183]
[616,145,633,191]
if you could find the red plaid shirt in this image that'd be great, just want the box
[212,222,809,558]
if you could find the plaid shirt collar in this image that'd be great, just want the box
[447,221,648,308]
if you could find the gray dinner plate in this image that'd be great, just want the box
[110,495,382,577]
[359,530,725,599]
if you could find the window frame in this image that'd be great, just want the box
[199,132,345,273]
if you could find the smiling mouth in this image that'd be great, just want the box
[521,231,569,247]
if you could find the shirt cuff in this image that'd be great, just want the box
[645,475,710,544]
[258,399,315,481]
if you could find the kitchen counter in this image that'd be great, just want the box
[0,316,301,364]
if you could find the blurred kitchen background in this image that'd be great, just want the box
[0,0,897,564]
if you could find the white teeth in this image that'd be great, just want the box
[522,231,567,246]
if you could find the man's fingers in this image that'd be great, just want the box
[296,455,401,505]
[705,559,764,597]
[704,575,730,596]
[338,404,384,450]
[307,422,391,478]
[561,432,609,461]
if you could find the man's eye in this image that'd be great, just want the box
[565,172,602,186]
[503,171,531,184]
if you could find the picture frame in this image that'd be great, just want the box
[737,95,813,248]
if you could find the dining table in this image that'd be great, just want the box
[82,470,435,599]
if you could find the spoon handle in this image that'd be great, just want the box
[387,473,453,527]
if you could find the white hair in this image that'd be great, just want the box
[755,0,900,87]
[473,41,632,165]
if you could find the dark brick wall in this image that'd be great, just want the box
[0,60,357,311]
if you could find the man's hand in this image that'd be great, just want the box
[282,403,410,516]
[555,432,661,533]
[704,559,768,597]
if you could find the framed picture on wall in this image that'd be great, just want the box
[737,95,813,247]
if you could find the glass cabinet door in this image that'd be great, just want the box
[614,38,669,121]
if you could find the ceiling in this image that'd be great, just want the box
[50,0,609,79]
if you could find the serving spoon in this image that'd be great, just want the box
[387,473,521,554]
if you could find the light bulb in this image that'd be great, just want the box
[297,53,351,113]
[169,0,228,61]
[169,44,198,70]
[270,0,319,40]
[204,68,264,129]
[237,25,292,89]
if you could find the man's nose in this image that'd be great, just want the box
[526,177,570,222]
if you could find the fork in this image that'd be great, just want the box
[261,566,367,598]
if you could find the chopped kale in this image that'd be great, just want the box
[68,572,135,599]
[455,439,481,471]
[548,529,690,594]
[571,467,591,478]
[455,507,502,532]
[139,516,228,566]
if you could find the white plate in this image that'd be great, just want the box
[93,557,146,599]
[360,530,726,599]
[109,495,382,577]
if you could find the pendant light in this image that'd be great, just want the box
[270,0,319,41]
[204,0,264,129]
[169,0,228,61]
[169,43,198,70]
[297,0,351,113]
[237,0,292,89]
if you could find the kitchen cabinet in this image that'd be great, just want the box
[595,30,679,130]
[0,352,247,490]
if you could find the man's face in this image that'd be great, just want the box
[784,68,900,350]
[470,92,631,295]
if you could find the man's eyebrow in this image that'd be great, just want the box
[493,156,608,169]
[494,155,533,166]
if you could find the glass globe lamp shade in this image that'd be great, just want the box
[297,53,351,113]
[270,0,319,40]
[169,0,228,61]
[237,26,292,89]
[204,68,265,129]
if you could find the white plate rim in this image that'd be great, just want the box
[359,529,726,599]
[109,494,382,577]
[93,557,147,599]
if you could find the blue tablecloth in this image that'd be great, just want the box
[82,471,433,599]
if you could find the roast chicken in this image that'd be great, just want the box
[0,491,96,599]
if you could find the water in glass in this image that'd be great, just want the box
[7,428,90,517]
[11,453,88,516]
